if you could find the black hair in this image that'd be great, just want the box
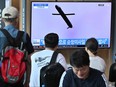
[85,38,98,55]
[70,49,90,68]
[44,33,59,48]
[109,62,116,82]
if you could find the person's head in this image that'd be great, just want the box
[70,49,90,79]
[2,6,19,25]
[85,38,98,55]
[44,33,59,49]
[109,63,116,82]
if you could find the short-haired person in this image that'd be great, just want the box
[59,49,108,87]
[85,37,106,72]
[29,33,67,87]
[0,6,34,87]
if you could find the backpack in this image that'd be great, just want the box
[0,29,28,84]
[40,51,65,87]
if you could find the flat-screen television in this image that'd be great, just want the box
[30,1,112,49]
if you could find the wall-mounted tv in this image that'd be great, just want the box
[30,1,112,49]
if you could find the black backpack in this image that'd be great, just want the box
[40,51,65,87]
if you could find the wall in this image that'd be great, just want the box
[0,0,5,28]
[12,0,113,78]
[111,0,116,62]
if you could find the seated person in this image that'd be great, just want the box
[59,49,109,87]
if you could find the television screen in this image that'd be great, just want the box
[30,1,112,49]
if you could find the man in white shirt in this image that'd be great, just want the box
[29,33,67,87]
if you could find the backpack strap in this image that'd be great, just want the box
[15,31,24,46]
[0,29,14,45]
[0,29,24,47]
[49,51,58,64]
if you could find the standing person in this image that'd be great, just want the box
[59,49,108,87]
[0,6,34,87]
[29,33,67,87]
[85,37,106,72]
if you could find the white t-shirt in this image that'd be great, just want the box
[89,56,106,72]
[29,49,67,87]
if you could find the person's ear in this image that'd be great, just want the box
[85,47,87,51]
[15,17,19,23]
[14,17,19,28]
[1,18,5,22]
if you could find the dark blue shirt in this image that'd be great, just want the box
[62,68,108,87]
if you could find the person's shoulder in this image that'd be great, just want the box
[17,30,27,38]
[66,69,74,75]
[31,50,43,57]
[89,68,105,81]
[19,30,27,35]
[31,50,53,57]
[57,52,65,58]
[90,68,103,76]
[96,56,105,61]
[96,56,106,65]
[0,30,4,36]
[91,56,106,64]
[64,69,78,80]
